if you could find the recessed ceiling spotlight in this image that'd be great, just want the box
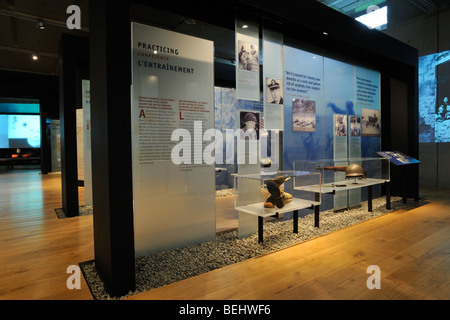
[37,19,45,30]
[183,18,197,25]
[32,53,39,61]
[242,24,249,29]
[323,31,329,36]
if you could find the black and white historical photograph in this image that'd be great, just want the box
[362,108,381,137]
[293,99,316,132]
[266,78,284,105]
[239,111,260,140]
[350,116,361,137]
[335,114,347,136]
[237,40,259,72]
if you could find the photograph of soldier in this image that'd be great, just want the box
[240,111,259,140]
[350,116,361,137]
[293,99,316,132]
[237,40,259,72]
[436,96,449,122]
[362,108,381,137]
[266,78,284,104]
[335,114,347,136]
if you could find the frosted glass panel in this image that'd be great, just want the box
[131,23,216,257]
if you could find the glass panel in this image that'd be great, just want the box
[131,22,216,257]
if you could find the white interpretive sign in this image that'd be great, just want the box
[131,23,215,257]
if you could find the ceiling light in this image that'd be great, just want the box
[183,18,197,25]
[37,19,45,30]
[242,24,249,29]
[355,6,388,30]
[32,53,39,61]
[323,31,328,36]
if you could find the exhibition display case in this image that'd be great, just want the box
[233,170,321,242]
[294,157,391,224]
[293,157,390,194]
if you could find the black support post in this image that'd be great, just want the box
[293,210,298,234]
[258,216,264,244]
[89,0,135,297]
[368,185,373,212]
[59,35,80,217]
[386,181,391,210]
[314,192,320,228]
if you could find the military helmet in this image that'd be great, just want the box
[345,163,366,179]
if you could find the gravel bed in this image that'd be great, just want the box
[215,188,234,197]
[79,196,411,300]
[55,206,93,219]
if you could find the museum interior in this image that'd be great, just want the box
[0,0,449,304]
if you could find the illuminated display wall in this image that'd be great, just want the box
[419,50,450,143]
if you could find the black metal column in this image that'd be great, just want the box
[59,35,80,217]
[368,185,373,212]
[89,0,135,297]
[258,216,264,244]
[293,210,298,234]
[314,192,320,228]
[386,181,391,210]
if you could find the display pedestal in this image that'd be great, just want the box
[376,151,420,204]
[234,171,321,243]
[294,157,390,226]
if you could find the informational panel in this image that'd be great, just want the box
[237,109,260,239]
[82,80,92,206]
[50,120,61,172]
[357,67,381,158]
[236,19,260,101]
[348,114,362,207]
[377,151,420,166]
[283,46,325,166]
[131,23,215,257]
[324,58,355,211]
[356,67,380,203]
[76,108,84,181]
[263,28,284,130]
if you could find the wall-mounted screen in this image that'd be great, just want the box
[0,114,41,148]
[419,50,450,143]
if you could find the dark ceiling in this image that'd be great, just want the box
[0,0,89,75]
[0,0,448,76]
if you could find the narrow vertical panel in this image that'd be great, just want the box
[82,80,93,206]
[236,17,260,101]
[263,27,284,130]
[324,58,355,211]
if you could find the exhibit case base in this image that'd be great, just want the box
[233,170,321,243]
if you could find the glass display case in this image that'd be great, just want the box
[294,157,391,221]
[233,170,321,243]
[293,157,390,193]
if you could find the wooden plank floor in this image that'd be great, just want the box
[0,169,449,300]
[0,169,94,300]
[129,188,450,300]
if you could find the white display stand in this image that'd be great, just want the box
[234,170,321,243]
